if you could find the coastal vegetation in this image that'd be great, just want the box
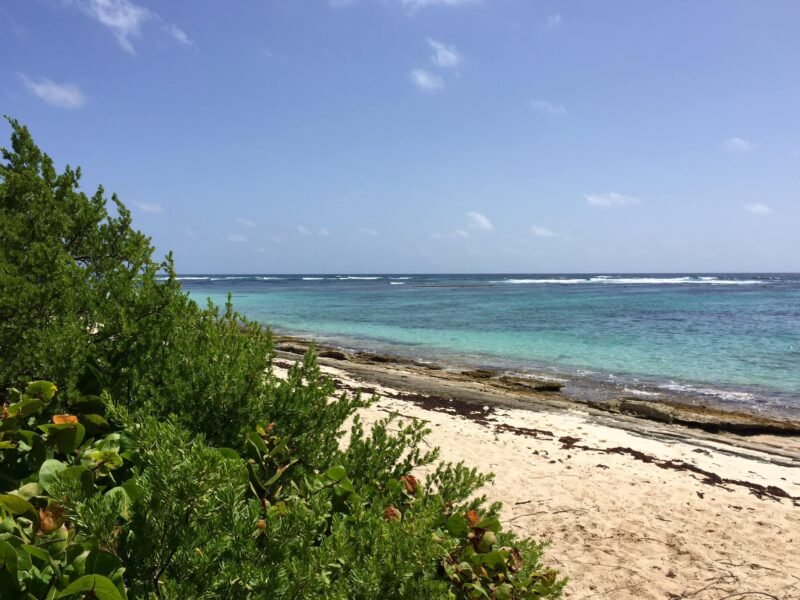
[0,118,564,599]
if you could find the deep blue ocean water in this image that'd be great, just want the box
[179,274,800,417]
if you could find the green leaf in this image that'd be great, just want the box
[14,482,43,500]
[39,460,67,493]
[8,398,43,418]
[475,515,501,533]
[481,551,506,571]
[57,574,123,599]
[494,583,513,600]
[25,381,57,403]
[0,494,35,516]
[0,441,15,450]
[21,544,50,562]
[39,423,85,454]
[120,478,143,504]
[217,447,241,461]
[324,465,347,482]
[84,550,123,578]
[103,487,132,520]
[82,449,123,472]
[0,539,18,577]
[78,414,109,435]
[245,431,269,457]
[446,514,469,538]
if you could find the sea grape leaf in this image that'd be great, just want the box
[39,460,67,493]
[57,574,123,600]
[38,423,85,454]
[25,381,57,403]
[475,515,501,533]
[446,513,469,538]
[0,494,36,516]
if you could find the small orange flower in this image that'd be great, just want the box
[400,474,418,494]
[38,504,65,534]
[257,519,267,530]
[52,414,78,424]
[465,509,480,528]
[383,505,402,522]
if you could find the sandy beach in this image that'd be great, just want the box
[276,340,800,600]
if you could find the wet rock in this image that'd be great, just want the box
[319,349,347,360]
[462,368,497,380]
[619,399,676,424]
[496,375,563,393]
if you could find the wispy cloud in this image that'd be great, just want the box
[584,192,642,208]
[428,38,462,68]
[466,211,493,231]
[723,137,756,153]
[743,203,773,215]
[410,69,444,93]
[133,201,164,213]
[531,225,556,237]
[227,233,246,243]
[530,99,566,116]
[358,226,379,236]
[455,229,470,238]
[318,228,331,237]
[166,24,192,46]
[297,225,312,235]
[19,75,85,109]
[236,217,256,227]
[67,0,191,54]
[544,14,562,31]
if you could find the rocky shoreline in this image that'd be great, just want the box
[274,334,800,439]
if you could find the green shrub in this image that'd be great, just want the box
[0,119,565,599]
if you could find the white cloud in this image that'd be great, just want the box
[743,203,773,215]
[530,99,566,116]
[166,24,192,46]
[466,211,493,231]
[544,14,562,30]
[297,225,312,235]
[68,0,190,54]
[19,75,85,109]
[455,229,470,238]
[531,225,555,237]
[428,38,462,68]
[133,201,164,213]
[723,137,755,153]
[236,217,256,227]
[410,69,444,93]
[318,228,331,236]
[227,233,246,243]
[584,192,642,207]
[358,227,379,236]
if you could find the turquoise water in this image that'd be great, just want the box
[181,274,800,416]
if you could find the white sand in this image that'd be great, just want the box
[312,362,800,600]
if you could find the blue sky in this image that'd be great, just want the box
[3,0,799,273]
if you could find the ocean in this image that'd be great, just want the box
[179,274,800,417]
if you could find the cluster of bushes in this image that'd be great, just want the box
[0,118,565,599]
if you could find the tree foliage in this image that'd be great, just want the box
[0,118,565,599]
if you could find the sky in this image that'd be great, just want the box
[2,0,799,274]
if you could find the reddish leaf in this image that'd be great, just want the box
[52,414,79,424]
